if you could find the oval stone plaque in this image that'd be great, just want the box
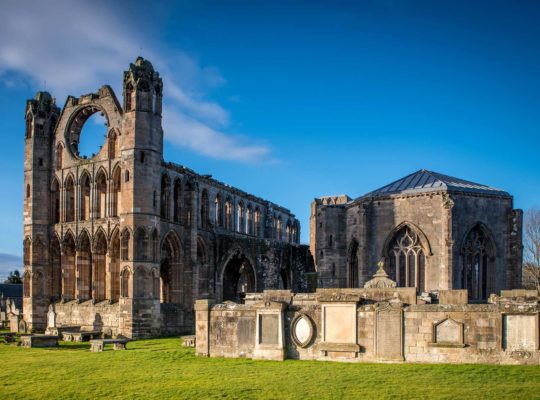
[292,314,314,348]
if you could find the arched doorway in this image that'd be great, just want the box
[222,253,255,302]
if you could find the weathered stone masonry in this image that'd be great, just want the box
[310,170,523,299]
[22,58,312,337]
[196,288,540,365]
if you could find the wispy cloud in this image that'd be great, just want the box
[0,0,272,163]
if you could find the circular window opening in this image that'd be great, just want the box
[67,106,109,159]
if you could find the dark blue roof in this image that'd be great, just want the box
[360,169,510,199]
[0,284,22,300]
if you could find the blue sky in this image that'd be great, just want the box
[0,0,539,276]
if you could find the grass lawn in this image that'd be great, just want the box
[0,338,539,399]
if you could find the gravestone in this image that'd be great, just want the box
[322,303,356,344]
[503,314,538,351]
[18,320,28,334]
[253,301,285,360]
[47,306,56,329]
[237,317,254,346]
[435,318,463,345]
[260,314,279,345]
[9,313,20,333]
[375,303,403,361]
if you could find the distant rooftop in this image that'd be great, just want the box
[359,169,510,199]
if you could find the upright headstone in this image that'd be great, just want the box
[374,301,404,361]
[253,301,285,360]
[503,314,538,351]
[45,305,57,335]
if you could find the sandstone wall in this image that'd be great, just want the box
[197,289,540,365]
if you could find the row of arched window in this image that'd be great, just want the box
[55,132,118,171]
[23,265,159,301]
[23,228,186,303]
[158,173,298,242]
[50,167,122,224]
[346,223,495,300]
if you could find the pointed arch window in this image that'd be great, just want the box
[214,195,223,227]
[200,189,209,229]
[247,206,253,235]
[80,173,91,221]
[51,178,60,223]
[237,202,245,233]
[125,83,133,111]
[462,226,493,300]
[254,208,261,237]
[161,174,170,219]
[348,240,359,288]
[387,226,426,292]
[121,230,130,261]
[121,269,131,298]
[225,199,233,230]
[111,167,121,217]
[65,176,75,222]
[173,179,182,223]
[56,144,63,170]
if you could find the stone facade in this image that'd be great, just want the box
[22,58,311,337]
[310,170,523,299]
[196,288,540,364]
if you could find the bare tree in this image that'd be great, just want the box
[523,208,540,291]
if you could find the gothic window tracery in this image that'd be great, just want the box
[461,226,493,300]
[387,226,426,291]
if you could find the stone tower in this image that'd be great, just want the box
[23,92,60,329]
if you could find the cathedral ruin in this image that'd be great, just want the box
[22,58,311,337]
[21,58,527,345]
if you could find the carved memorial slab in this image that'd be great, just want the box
[375,304,403,361]
[432,318,464,346]
[260,314,279,345]
[322,304,356,344]
[503,314,538,352]
[237,317,254,346]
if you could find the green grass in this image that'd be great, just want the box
[0,338,539,399]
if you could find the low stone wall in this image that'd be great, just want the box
[53,300,122,337]
[196,289,540,364]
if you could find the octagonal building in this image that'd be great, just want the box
[310,169,522,300]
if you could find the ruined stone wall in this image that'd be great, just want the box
[197,289,540,365]
[53,301,121,336]
[450,194,521,291]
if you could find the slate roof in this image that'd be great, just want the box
[0,284,23,310]
[360,169,510,199]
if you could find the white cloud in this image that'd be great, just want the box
[163,106,271,163]
[0,0,272,163]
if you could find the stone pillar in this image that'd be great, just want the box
[442,194,454,291]
[195,299,214,357]
[105,251,113,300]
